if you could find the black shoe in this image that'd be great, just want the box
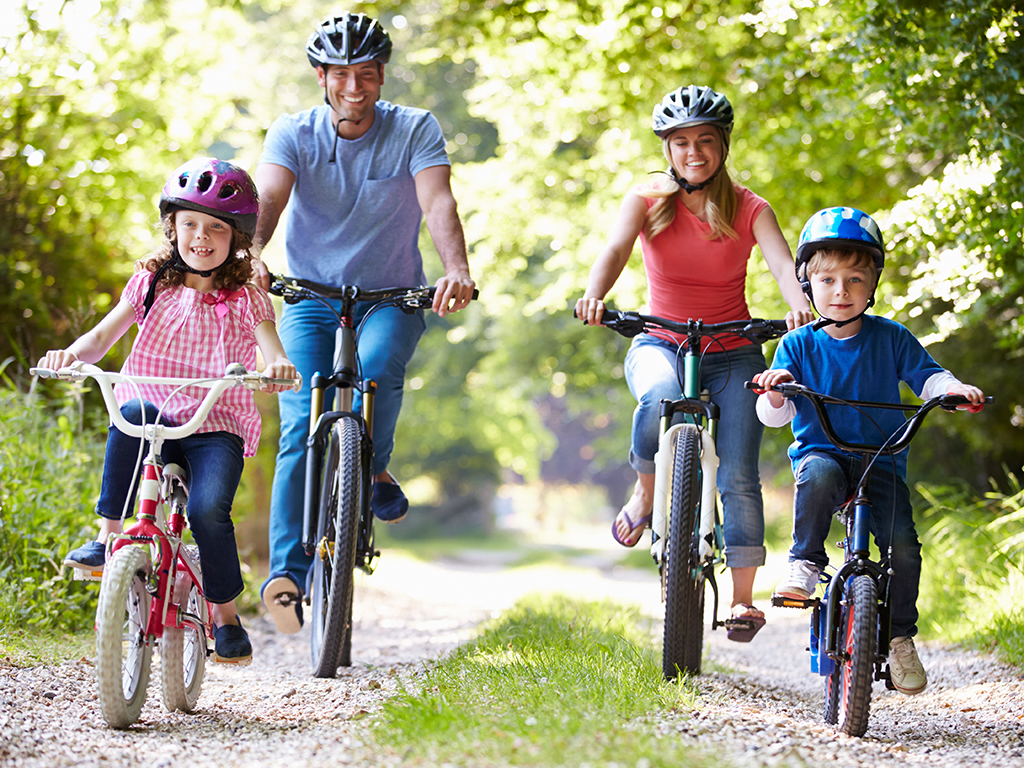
[371,476,409,523]
[64,541,105,571]
[213,619,252,665]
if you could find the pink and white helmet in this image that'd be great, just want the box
[159,157,259,239]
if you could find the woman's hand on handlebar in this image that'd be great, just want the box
[785,307,816,330]
[946,382,987,413]
[575,296,607,327]
[751,369,795,409]
[432,271,476,318]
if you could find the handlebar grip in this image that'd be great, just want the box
[30,367,55,379]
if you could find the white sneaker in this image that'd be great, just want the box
[889,636,927,695]
[773,559,822,600]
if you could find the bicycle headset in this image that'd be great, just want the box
[652,84,734,193]
[794,206,886,331]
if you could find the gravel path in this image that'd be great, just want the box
[3,548,1023,767]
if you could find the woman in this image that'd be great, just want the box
[576,85,813,641]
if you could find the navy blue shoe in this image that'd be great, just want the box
[261,574,303,635]
[372,476,409,523]
[64,541,105,571]
[213,618,252,665]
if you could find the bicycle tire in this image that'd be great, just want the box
[662,425,704,679]
[309,417,361,678]
[95,545,153,728]
[160,557,206,713]
[836,574,877,736]
[823,657,841,724]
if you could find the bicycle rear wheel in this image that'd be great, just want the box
[309,417,362,678]
[662,425,705,679]
[835,574,877,736]
[95,545,153,728]
[160,554,206,713]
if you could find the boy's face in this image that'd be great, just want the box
[808,260,876,327]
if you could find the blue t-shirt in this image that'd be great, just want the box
[259,101,451,289]
[770,315,944,478]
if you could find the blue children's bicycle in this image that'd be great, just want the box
[748,381,992,736]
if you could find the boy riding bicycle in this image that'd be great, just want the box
[752,207,985,695]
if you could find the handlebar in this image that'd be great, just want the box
[31,362,301,441]
[744,380,993,455]
[577,307,789,345]
[269,274,479,312]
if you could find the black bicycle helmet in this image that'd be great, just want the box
[306,12,393,69]
[652,84,734,143]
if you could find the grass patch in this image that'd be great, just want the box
[0,622,94,667]
[374,594,704,767]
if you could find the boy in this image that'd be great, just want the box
[752,207,985,695]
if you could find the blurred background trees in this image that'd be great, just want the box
[4,0,1021,545]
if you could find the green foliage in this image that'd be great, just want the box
[375,594,700,766]
[0,376,105,632]
[917,470,1024,665]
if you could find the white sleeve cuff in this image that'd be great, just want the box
[920,370,962,400]
[756,393,796,427]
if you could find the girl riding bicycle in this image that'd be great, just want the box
[752,207,985,694]
[576,84,813,640]
[38,157,298,664]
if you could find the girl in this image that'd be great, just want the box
[39,157,298,664]
[575,85,814,642]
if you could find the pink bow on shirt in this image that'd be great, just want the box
[202,288,245,320]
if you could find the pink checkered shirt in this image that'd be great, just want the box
[113,270,276,457]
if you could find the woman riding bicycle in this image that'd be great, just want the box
[38,157,298,664]
[575,84,813,640]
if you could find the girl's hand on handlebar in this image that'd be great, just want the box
[38,349,80,371]
[946,382,986,413]
[575,296,606,327]
[432,272,476,317]
[262,360,302,392]
[752,369,795,409]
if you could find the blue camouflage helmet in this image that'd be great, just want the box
[795,207,885,277]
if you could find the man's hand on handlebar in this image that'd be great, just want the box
[432,271,476,318]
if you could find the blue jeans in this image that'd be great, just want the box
[96,400,245,605]
[267,297,425,592]
[624,335,767,568]
[790,451,921,638]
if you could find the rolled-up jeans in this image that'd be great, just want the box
[95,399,245,605]
[624,334,767,568]
[790,450,921,638]
[267,297,425,592]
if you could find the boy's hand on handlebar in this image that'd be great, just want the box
[752,370,795,409]
[575,296,606,327]
[946,383,986,413]
[432,272,476,317]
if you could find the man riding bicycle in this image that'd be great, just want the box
[252,11,476,634]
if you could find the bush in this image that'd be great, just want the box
[0,374,106,632]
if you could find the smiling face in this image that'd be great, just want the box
[807,252,878,336]
[318,61,383,131]
[664,124,725,185]
[174,209,234,284]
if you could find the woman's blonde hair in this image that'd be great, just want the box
[638,126,738,241]
[139,211,255,290]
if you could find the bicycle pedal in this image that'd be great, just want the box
[212,655,253,667]
[71,567,103,582]
[770,594,818,609]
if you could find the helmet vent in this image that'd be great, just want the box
[196,171,214,193]
[218,183,237,199]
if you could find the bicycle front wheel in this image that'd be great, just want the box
[835,574,877,736]
[160,553,206,713]
[662,424,705,679]
[95,545,153,728]
[309,417,362,678]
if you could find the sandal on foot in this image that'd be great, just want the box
[725,604,766,643]
[611,509,652,548]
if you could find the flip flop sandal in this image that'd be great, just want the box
[611,510,652,548]
[725,604,766,643]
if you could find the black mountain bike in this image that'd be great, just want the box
[270,274,476,678]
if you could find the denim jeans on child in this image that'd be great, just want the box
[624,334,768,569]
[96,399,245,604]
[267,297,426,593]
[790,450,921,638]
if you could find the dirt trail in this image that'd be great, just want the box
[3,544,1024,767]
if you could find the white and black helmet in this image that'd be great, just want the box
[652,85,734,144]
[306,12,393,69]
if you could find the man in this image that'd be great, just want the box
[254,12,476,634]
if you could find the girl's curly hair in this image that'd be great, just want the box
[138,211,255,289]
